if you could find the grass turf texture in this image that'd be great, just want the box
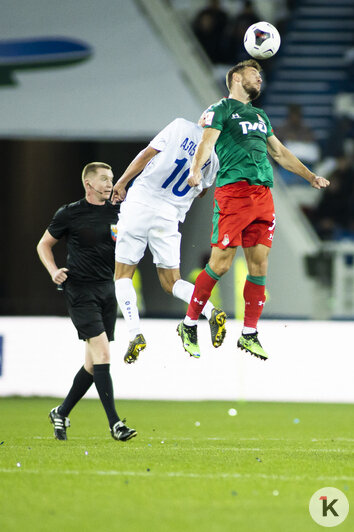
[0,398,353,532]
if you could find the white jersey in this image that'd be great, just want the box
[124,118,219,222]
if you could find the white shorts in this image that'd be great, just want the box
[115,200,181,269]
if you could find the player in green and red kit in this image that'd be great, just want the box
[177,59,330,360]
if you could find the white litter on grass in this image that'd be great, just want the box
[228,408,237,416]
[273,490,279,496]
[16,462,21,468]
[195,421,200,427]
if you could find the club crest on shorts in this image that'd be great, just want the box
[110,224,117,241]
[222,233,230,246]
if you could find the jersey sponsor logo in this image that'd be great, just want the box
[239,120,267,135]
[180,137,197,156]
[231,113,241,119]
[110,224,117,241]
[222,233,230,246]
[204,111,215,126]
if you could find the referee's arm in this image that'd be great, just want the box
[37,230,68,285]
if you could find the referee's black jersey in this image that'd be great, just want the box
[48,198,120,283]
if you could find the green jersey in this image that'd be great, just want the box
[204,98,274,187]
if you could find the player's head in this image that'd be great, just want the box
[82,162,114,200]
[226,59,262,100]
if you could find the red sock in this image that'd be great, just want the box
[187,269,218,320]
[243,279,266,329]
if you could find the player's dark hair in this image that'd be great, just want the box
[82,162,112,184]
[226,60,262,91]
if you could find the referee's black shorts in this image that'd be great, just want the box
[63,280,117,341]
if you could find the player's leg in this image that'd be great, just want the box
[87,332,137,441]
[157,267,227,348]
[177,246,235,357]
[101,287,137,440]
[114,261,146,364]
[237,244,270,360]
[185,246,236,323]
[49,281,96,440]
[157,267,213,318]
[115,202,149,363]
[236,188,275,360]
[50,356,94,440]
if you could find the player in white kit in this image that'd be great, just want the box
[112,117,227,363]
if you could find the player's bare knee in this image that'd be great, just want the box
[209,259,231,277]
[248,259,268,277]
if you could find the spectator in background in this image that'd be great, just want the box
[277,103,316,143]
[221,0,259,64]
[192,0,229,64]
[309,155,354,240]
[276,103,321,184]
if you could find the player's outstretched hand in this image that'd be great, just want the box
[311,175,330,189]
[52,268,68,285]
[112,181,127,203]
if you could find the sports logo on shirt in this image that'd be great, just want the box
[204,111,215,126]
[222,233,230,246]
[110,224,117,241]
[268,214,276,240]
[239,120,267,135]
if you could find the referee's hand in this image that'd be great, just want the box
[52,268,68,285]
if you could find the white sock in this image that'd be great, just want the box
[184,316,198,326]
[242,326,257,335]
[115,279,141,340]
[172,279,214,320]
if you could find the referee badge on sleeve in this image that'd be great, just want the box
[110,224,117,242]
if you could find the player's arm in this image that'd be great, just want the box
[267,134,329,189]
[188,127,220,187]
[37,230,68,285]
[112,146,160,202]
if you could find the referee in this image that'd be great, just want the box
[37,162,137,442]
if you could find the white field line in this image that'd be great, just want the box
[0,468,354,482]
[32,435,354,443]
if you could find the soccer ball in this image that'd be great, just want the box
[244,21,281,60]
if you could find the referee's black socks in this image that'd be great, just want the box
[93,363,120,428]
[58,365,94,417]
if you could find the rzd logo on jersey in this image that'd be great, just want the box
[239,120,267,135]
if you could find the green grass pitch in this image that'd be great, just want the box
[0,398,353,532]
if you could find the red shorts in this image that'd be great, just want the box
[211,182,275,249]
